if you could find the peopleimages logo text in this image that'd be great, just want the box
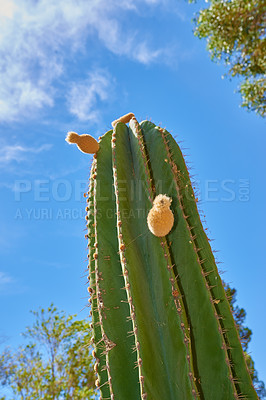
[13,178,250,203]
[13,178,250,221]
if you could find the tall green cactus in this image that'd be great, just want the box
[82,116,258,400]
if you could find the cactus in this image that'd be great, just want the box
[74,115,258,400]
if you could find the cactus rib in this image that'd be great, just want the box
[87,160,111,398]
[112,124,146,399]
[93,163,115,398]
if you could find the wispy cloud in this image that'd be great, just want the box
[0,271,27,295]
[0,271,14,293]
[67,70,113,122]
[0,272,13,285]
[38,260,71,270]
[0,0,172,123]
[0,143,52,164]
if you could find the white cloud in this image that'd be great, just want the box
[0,0,17,18]
[0,271,13,284]
[133,43,165,65]
[0,271,27,295]
[67,70,113,122]
[0,0,170,123]
[0,143,52,164]
[0,272,14,293]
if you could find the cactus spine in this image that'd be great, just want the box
[83,117,258,400]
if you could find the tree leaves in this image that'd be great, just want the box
[224,284,266,399]
[0,305,95,400]
[194,0,266,117]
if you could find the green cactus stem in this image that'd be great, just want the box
[80,116,258,400]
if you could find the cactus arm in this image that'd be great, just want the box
[141,120,258,400]
[112,121,198,399]
[89,131,140,399]
[80,116,258,400]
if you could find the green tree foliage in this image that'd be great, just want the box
[0,305,95,400]
[194,0,266,117]
[224,284,266,399]
[0,301,264,399]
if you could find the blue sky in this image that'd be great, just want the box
[0,0,265,393]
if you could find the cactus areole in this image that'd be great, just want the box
[68,115,258,400]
